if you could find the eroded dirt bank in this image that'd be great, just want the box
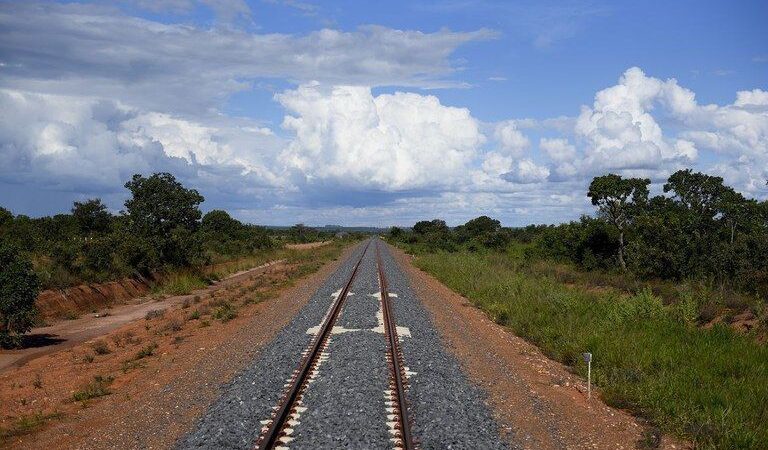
[36,277,153,323]
[0,261,282,373]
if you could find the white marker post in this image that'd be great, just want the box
[582,352,592,400]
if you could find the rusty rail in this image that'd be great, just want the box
[256,239,371,449]
[376,240,414,450]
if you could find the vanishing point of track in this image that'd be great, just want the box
[255,239,414,450]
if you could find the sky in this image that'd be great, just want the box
[0,0,766,227]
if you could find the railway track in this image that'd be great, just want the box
[255,238,414,450]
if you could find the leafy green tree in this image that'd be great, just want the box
[0,207,12,228]
[72,199,112,236]
[0,241,40,348]
[587,174,650,270]
[201,210,242,237]
[388,226,403,239]
[463,216,501,236]
[124,173,205,267]
[664,169,728,218]
[413,219,449,235]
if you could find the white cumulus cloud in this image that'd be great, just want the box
[276,83,485,192]
[494,120,531,156]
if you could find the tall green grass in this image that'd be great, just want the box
[415,252,768,449]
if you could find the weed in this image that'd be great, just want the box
[72,375,113,402]
[111,330,138,347]
[90,340,111,355]
[161,318,183,334]
[121,360,145,373]
[153,271,209,296]
[32,373,42,389]
[188,310,201,320]
[213,302,238,322]
[199,320,211,328]
[0,412,64,443]
[145,309,165,320]
[63,311,79,320]
[82,354,94,363]
[134,342,158,359]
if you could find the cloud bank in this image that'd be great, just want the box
[0,2,766,225]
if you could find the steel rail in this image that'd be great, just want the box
[376,240,414,450]
[256,239,371,450]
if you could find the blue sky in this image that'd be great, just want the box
[0,0,766,226]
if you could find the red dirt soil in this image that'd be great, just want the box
[0,245,354,448]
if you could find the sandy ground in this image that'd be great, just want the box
[0,245,355,449]
[390,246,688,450]
[0,260,283,373]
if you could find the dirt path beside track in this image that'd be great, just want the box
[0,260,282,373]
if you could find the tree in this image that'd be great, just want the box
[388,226,403,239]
[413,219,449,235]
[124,173,205,267]
[663,169,728,219]
[201,210,242,237]
[0,241,40,348]
[124,173,204,237]
[587,174,650,270]
[0,207,12,228]
[72,198,112,235]
[463,216,501,236]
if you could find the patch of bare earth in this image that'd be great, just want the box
[390,246,688,450]
[0,244,356,449]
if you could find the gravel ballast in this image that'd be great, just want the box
[178,239,511,449]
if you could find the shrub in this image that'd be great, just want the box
[145,309,165,320]
[134,342,158,359]
[90,340,111,355]
[213,302,237,322]
[72,375,113,402]
[0,241,41,348]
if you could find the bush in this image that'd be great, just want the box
[213,301,238,322]
[72,375,113,401]
[0,241,40,348]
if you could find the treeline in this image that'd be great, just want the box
[389,169,768,297]
[0,173,277,290]
[536,170,768,297]
[0,173,337,346]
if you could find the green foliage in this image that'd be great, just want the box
[213,301,238,322]
[0,172,281,296]
[124,172,205,268]
[413,219,449,235]
[0,241,40,348]
[533,169,768,297]
[71,199,111,235]
[416,251,768,449]
[71,375,113,402]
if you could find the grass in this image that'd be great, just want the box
[90,340,111,355]
[134,342,158,359]
[71,375,114,402]
[212,301,238,322]
[0,412,64,444]
[152,271,209,296]
[414,251,768,449]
